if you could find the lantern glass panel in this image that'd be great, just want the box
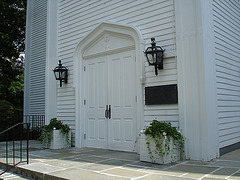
[147,53,156,64]
[54,71,59,79]
[157,52,163,62]
[61,71,66,79]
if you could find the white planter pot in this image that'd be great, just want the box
[49,130,71,149]
[140,133,180,164]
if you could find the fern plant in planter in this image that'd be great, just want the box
[39,118,71,149]
[140,120,184,164]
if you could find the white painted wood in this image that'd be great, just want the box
[25,0,177,150]
[175,0,219,161]
[212,0,240,148]
[84,56,108,149]
[108,50,137,151]
[24,0,47,116]
[140,134,180,164]
[26,0,178,151]
[73,22,145,149]
[24,0,32,117]
[57,0,177,149]
[50,130,71,149]
[25,0,240,161]
[84,50,137,151]
[45,0,58,124]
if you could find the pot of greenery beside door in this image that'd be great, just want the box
[140,120,184,164]
[39,118,71,149]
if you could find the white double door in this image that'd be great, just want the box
[84,50,137,151]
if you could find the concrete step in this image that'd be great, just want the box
[0,162,66,180]
[0,168,28,180]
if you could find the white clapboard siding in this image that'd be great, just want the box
[212,0,240,148]
[57,0,178,140]
[25,0,47,115]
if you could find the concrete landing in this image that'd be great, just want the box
[0,141,240,179]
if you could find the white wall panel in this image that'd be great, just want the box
[24,0,47,116]
[212,0,240,148]
[57,0,178,142]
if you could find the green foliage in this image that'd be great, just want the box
[39,118,71,148]
[145,120,184,142]
[144,120,184,161]
[0,0,26,58]
[39,126,53,148]
[0,100,15,118]
[0,0,26,131]
[9,73,24,94]
[0,100,22,132]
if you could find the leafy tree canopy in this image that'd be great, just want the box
[0,0,26,129]
[0,0,26,58]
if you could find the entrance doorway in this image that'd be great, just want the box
[84,50,137,151]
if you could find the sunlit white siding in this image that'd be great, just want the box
[24,0,47,116]
[57,0,178,142]
[212,0,240,148]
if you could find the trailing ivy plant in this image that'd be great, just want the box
[144,120,184,162]
[39,118,70,148]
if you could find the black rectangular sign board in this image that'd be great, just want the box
[145,84,178,105]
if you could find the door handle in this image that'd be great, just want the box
[105,105,109,119]
[105,105,111,119]
[108,105,111,119]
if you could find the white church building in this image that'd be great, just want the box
[24,0,240,161]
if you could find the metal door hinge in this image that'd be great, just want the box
[84,134,86,139]
[84,66,86,71]
[84,99,86,105]
[135,96,137,102]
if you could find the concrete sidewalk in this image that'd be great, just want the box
[0,141,240,179]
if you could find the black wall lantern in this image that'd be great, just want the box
[144,38,165,76]
[53,60,68,87]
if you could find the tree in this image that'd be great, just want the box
[0,0,26,130]
[0,0,26,58]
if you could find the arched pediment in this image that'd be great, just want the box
[83,32,134,58]
[74,22,143,59]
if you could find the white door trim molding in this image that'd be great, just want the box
[73,21,145,148]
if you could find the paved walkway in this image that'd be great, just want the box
[0,141,240,179]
